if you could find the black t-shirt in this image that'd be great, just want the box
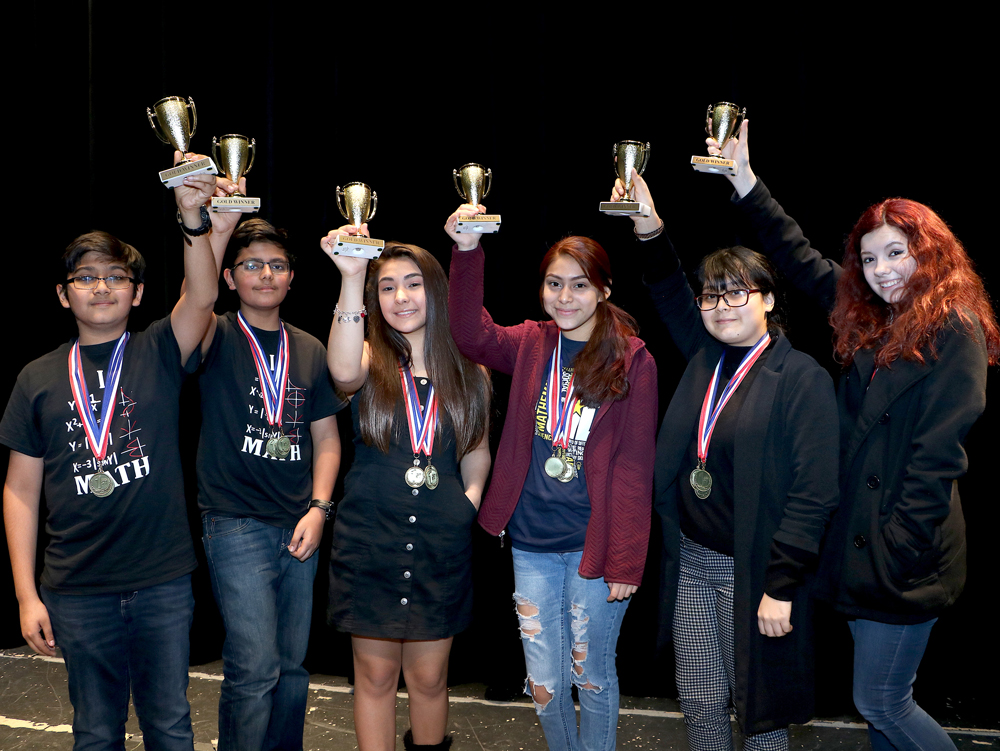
[678,342,772,556]
[509,335,597,552]
[196,312,346,528]
[0,317,199,594]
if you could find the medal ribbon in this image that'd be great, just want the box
[399,366,437,457]
[67,332,129,462]
[695,332,770,465]
[237,312,289,428]
[546,336,579,451]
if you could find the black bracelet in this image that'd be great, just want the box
[176,205,213,246]
[309,499,333,520]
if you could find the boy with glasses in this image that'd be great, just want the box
[1,156,224,749]
[194,217,344,751]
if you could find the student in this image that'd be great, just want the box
[610,173,839,750]
[323,224,491,751]
[195,215,345,751]
[446,204,658,751]
[1,153,221,750]
[712,121,999,751]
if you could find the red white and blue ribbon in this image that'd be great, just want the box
[67,332,129,462]
[399,365,437,457]
[237,312,289,429]
[695,332,770,465]
[546,336,579,451]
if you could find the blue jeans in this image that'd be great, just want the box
[40,574,194,751]
[203,515,319,751]
[512,548,630,751]
[849,618,956,751]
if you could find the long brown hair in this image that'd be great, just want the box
[829,198,1000,367]
[539,236,638,407]
[359,243,491,458]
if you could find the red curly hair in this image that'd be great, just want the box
[829,198,1000,368]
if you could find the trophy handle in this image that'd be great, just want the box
[211,136,221,172]
[482,168,492,200]
[452,169,467,201]
[704,104,714,136]
[147,107,170,144]
[245,138,256,175]
[367,192,377,222]
[733,108,747,138]
[335,186,349,222]
[188,97,198,139]
[637,143,651,176]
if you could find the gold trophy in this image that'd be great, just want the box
[147,96,218,188]
[691,102,746,175]
[599,141,651,216]
[211,135,261,213]
[332,182,384,260]
[452,163,501,234]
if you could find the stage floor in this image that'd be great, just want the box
[2,648,997,750]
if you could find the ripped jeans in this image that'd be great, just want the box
[512,548,630,751]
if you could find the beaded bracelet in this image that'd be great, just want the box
[634,222,665,241]
[334,304,366,323]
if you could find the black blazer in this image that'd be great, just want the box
[735,179,988,621]
[649,264,839,734]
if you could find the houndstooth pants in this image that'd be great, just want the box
[673,534,788,751]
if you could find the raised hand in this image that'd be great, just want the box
[444,203,488,251]
[209,175,247,236]
[173,151,217,214]
[707,119,756,197]
[608,169,661,234]
[321,224,371,278]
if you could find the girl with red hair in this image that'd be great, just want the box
[445,202,658,751]
[709,121,999,751]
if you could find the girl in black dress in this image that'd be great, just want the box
[322,223,491,751]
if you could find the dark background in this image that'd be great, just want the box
[7,5,996,728]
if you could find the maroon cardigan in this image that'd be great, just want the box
[448,245,658,586]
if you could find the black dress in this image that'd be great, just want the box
[329,378,478,639]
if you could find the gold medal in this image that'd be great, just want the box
[89,471,115,498]
[689,463,713,500]
[424,463,439,490]
[266,432,292,459]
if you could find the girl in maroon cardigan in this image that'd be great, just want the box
[445,203,658,751]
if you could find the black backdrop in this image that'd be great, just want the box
[6,6,996,728]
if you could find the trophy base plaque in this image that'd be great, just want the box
[159,157,219,189]
[332,234,385,260]
[455,214,502,233]
[211,196,261,213]
[599,201,651,217]
[691,155,738,176]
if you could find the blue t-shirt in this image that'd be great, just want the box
[508,335,598,552]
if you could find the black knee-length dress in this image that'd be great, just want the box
[329,379,478,639]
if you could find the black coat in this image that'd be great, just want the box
[735,179,988,621]
[650,265,840,734]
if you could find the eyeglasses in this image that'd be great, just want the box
[233,259,290,274]
[66,275,135,290]
[694,288,762,311]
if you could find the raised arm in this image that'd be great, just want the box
[322,224,372,393]
[3,451,53,656]
[711,121,842,312]
[445,204,535,374]
[170,151,222,362]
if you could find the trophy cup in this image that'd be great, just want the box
[452,163,501,234]
[599,141,651,216]
[211,135,261,213]
[147,96,218,188]
[691,102,746,175]
[332,182,384,260]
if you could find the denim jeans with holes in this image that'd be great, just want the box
[512,548,630,751]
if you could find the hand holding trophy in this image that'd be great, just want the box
[599,141,651,216]
[445,203,489,251]
[608,168,661,236]
[331,182,384,260]
[691,102,745,175]
[452,164,501,233]
[147,96,218,188]
[211,135,261,213]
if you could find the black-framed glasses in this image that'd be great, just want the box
[66,275,135,290]
[233,259,290,274]
[694,288,761,311]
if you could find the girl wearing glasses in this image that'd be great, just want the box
[445,203,658,751]
[709,122,999,751]
[609,173,840,751]
[322,225,492,751]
